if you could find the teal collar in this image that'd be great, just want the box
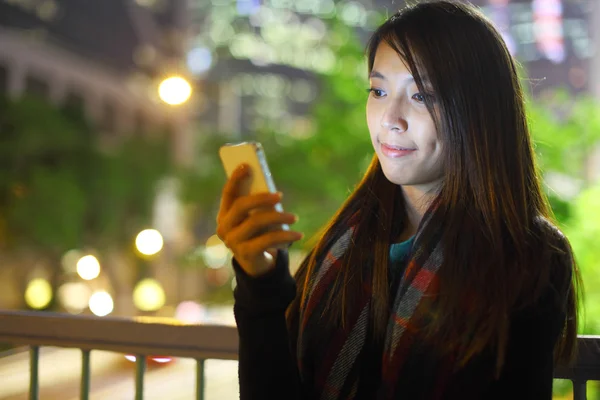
[390,236,414,262]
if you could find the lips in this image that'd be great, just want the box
[381,143,416,151]
[380,141,417,158]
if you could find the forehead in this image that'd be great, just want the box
[371,41,411,75]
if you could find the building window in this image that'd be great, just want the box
[25,74,50,98]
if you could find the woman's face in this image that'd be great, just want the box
[367,41,443,191]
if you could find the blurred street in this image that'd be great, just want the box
[0,347,239,400]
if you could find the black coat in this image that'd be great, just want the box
[233,249,568,400]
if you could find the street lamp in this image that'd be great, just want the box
[158,76,192,105]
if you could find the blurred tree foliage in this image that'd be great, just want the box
[0,95,171,305]
[528,92,600,399]
[528,92,600,334]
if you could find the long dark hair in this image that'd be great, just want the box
[288,0,580,373]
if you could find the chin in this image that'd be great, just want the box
[381,169,441,190]
[380,167,411,186]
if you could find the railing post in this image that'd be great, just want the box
[29,346,39,400]
[196,359,205,400]
[572,380,587,400]
[135,355,146,400]
[80,349,91,400]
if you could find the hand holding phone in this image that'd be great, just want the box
[216,142,303,277]
[219,142,288,230]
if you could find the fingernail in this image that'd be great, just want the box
[237,164,247,171]
[292,214,299,222]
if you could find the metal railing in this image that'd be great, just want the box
[0,310,238,400]
[555,335,600,400]
[0,310,599,399]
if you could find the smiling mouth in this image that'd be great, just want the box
[379,139,417,150]
[382,143,416,151]
[380,141,417,158]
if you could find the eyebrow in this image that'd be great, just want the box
[369,70,430,85]
[369,70,388,80]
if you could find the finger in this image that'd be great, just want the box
[221,192,283,234]
[219,164,250,214]
[227,211,298,245]
[243,230,304,254]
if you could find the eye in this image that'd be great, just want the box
[412,93,426,103]
[367,88,386,98]
[412,92,435,104]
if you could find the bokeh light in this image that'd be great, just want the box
[187,47,213,75]
[175,301,207,324]
[25,278,53,309]
[76,255,101,280]
[36,0,59,21]
[61,249,83,273]
[89,291,114,317]
[203,234,230,269]
[133,278,166,312]
[315,0,335,17]
[58,282,92,314]
[290,79,316,103]
[339,1,366,27]
[158,77,192,105]
[135,229,164,256]
[135,0,157,7]
[205,267,231,287]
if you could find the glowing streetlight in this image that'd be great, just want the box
[135,229,164,256]
[89,291,114,317]
[158,76,192,105]
[76,255,101,280]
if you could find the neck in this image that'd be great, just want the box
[400,181,441,238]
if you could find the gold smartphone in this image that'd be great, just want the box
[219,141,289,231]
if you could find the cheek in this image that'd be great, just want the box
[366,102,381,136]
[366,109,375,138]
[420,122,440,153]
[425,137,440,153]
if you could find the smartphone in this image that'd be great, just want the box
[219,141,289,231]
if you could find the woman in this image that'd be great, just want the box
[216,1,580,399]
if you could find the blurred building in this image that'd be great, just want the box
[0,0,193,164]
[472,0,595,96]
[185,0,596,138]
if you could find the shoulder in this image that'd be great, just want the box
[533,215,565,241]
[531,215,574,306]
[532,215,573,264]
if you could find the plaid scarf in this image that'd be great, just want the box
[296,208,444,399]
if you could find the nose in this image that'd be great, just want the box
[381,100,408,132]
